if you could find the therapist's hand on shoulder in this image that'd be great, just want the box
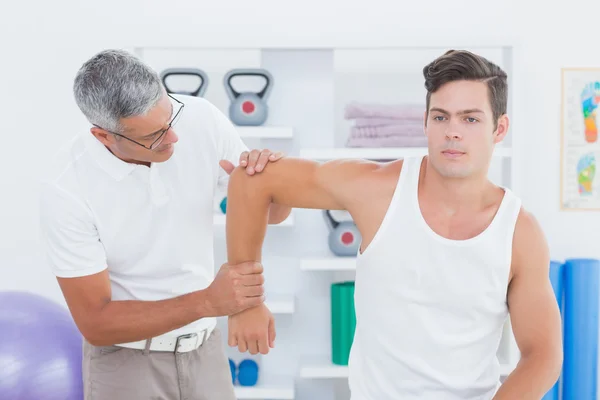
[228,303,275,355]
[219,148,284,176]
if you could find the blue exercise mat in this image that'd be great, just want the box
[563,258,599,400]
[541,261,563,400]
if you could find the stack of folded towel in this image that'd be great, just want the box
[344,102,428,148]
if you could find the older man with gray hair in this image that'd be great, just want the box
[39,49,289,399]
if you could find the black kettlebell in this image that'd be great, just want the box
[160,68,209,97]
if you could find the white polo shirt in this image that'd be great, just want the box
[39,94,247,337]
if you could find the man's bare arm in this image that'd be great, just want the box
[58,261,265,347]
[224,156,382,354]
[225,157,379,265]
[493,210,562,399]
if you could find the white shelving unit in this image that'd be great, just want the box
[137,40,522,400]
[234,375,295,399]
[299,358,517,379]
[265,294,295,314]
[300,256,357,271]
[237,126,294,139]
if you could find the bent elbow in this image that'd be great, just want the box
[228,165,272,202]
[550,347,563,383]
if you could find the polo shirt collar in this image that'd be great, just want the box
[83,132,137,181]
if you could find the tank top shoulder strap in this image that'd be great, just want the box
[397,154,424,205]
[400,154,424,188]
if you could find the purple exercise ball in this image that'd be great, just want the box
[0,291,83,400]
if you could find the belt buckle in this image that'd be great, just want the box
[174,330,208,353]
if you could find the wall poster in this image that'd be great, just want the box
[560,68,600,210]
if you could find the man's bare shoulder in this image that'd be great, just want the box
[333,158,404,208]
[510,207,550,280]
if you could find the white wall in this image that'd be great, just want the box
[4,0,598,299]
[1,0,600,398]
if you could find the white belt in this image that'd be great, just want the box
[115,325,215,353]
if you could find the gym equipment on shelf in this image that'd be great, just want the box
[323,210,361,256]
[160,68,209,97]
[237,359,259,386]
[220,196,227,214]
[331,281,356,366]
[223,68,273,126]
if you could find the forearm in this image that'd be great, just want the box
[226,167,271,264]
[493,352,561,399]
[86,290,211,346]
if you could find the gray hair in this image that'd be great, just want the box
[73,49,164,133]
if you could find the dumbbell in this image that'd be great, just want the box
[228,358,259,386]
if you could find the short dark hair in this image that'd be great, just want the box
[423,49,508,129]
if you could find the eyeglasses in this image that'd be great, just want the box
[93,94,185,150]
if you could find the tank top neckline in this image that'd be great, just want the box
[412,155,511,247]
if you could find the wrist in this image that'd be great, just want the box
[193,289,214,319]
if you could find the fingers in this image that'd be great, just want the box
[239,151,249,167]
[219,160,235,175]
[242,273,265,286]
[258,333,269,355]
[236,261,263,275]
[242,285,264,298]
[268,317,276,349]
[245,149,261,175]
[237,338,248,353]
[269,151,284,162]
[228,331,238,347]
[239,149,284,175]
[248,340,259,355]
[244,295,265,308]
[254,150,271,173]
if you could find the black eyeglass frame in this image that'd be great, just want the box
[93,93,184,150]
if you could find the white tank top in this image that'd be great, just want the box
[348,155,521,400]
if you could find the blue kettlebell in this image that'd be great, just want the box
[323,210,362,257]
[237,359,259,386]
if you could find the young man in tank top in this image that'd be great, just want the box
[220,50,563,399]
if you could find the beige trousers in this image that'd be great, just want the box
[82,328,236,400]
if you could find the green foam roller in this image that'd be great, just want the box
[331,281,356,366]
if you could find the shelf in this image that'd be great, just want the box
[299,360,349,379]
[300,359,516,379]
[233,375,294,399]
[236,126,293,139]
[300,256,357,271]
[213,212,295,227]
[300,146,512,160]
[265,294,295,314]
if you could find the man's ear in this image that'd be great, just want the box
[493,114,509,144]
[90,126,113,147]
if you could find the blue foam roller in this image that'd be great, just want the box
[238,359,259,386]
[562,258,599,400]
[541,261,564,400]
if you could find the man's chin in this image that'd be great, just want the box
[147,145,174,164]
